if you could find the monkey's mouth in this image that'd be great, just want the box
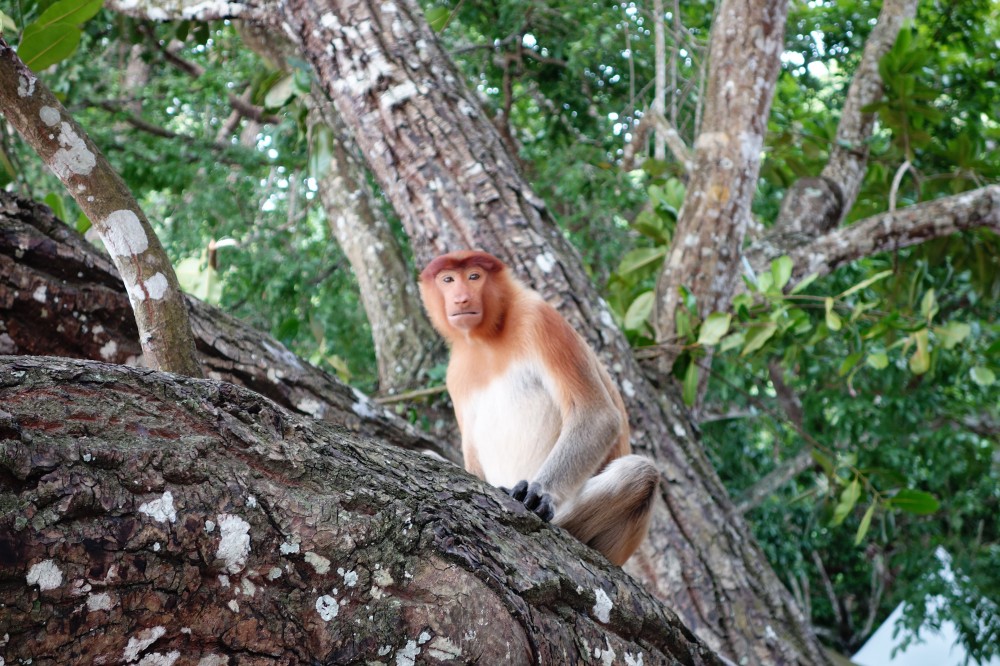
[449,311,480,319]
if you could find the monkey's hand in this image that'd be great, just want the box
[503,480,555,522]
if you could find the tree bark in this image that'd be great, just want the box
[237,23,444,396]
[103,2,829,662]
[0,192,450,462]
[654,0,788,348]
[0,355,724,666]
[0,39,201,377]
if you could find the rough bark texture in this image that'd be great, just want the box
[815,0,919,227]
[0,193,450,461]
[239,22,444,395]
[746,185,1000,284]
[0,355,724,666]
[0,39,201,376]
[654,0,788,346]
[102,1,831,663]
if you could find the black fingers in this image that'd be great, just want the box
[507,480,554,522]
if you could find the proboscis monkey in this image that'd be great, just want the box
[419,250,658,565]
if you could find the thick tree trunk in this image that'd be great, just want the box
[0,355,724,666]
[238,23,444,396]
[653,0,788,347]
[0,192,450,461]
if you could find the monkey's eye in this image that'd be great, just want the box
[441,275,454,283]
[468,272,481,280]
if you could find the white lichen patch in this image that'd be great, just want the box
[215,514,251,574]
[426,636,463,660]
[31,285,47,303]
[18,74,38,98]
[197,656,227,666]
[304,551,331,575]
[123,625,165,662]
[137,651,179,666]
[338,567,358,587]
[592,588,613,623]
[101,210,149,258]
[535,252,556,273]
[595,639,616,666]
[26,559,63,591]
[315,594,339,621]
[133,272,169,301]
[267,567,282,581]
[624,651,645,666]
[51,122,97,179]
[351,388,377,418]
[297,397,325,418]
[279,540,300,555]
[139,491,177,524]
[227,599,239,613]
[99,339,118,361]
[395,639,420,666]
[39,105,60,126]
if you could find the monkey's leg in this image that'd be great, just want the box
[553,455,659,566]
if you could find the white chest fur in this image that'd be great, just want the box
[460,360,562,488]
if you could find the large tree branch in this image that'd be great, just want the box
[773,0,918,237]
[0,39,201,376]
[0,192,451,461]
[747,184,1000,282]
[0,356,725,665]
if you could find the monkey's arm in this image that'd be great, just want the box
[513,308,624,516]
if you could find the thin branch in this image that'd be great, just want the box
[748,184,1000,284]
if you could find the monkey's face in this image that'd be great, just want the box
[435,268,487,331]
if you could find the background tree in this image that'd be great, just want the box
[1,0,997,663]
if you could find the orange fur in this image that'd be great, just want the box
[420,250,657,565]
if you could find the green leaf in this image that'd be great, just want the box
[825,297,842,331]
[719,331,745,353]
[0,10,18,34]
[309,125,334,180]
[675,308,692,340]
[908,328,930,375]
[889,489,940,515]
[866,352,889,370]
[682,360,698,406]
[43,193,67,221]
[838,269,894,299]
[697,312,732,346]
[920,288,938,321]
[970,366,996,386]
[264,74,296,109]
[75,212,91,234]
[617,247,666,275]
[831,479,860,526]
[18,23,81,70]
[838,351,864,377]
[35,0,104,29]
[812,449,835,478]
[854,503,876,546]
[771,255,793,291]
[935,321,970,350]
[623,291,654,331]
[790,272,819,295]
[425,6,451,31]
[741,322,777,356]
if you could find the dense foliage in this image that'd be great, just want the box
[1,0,997,659]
